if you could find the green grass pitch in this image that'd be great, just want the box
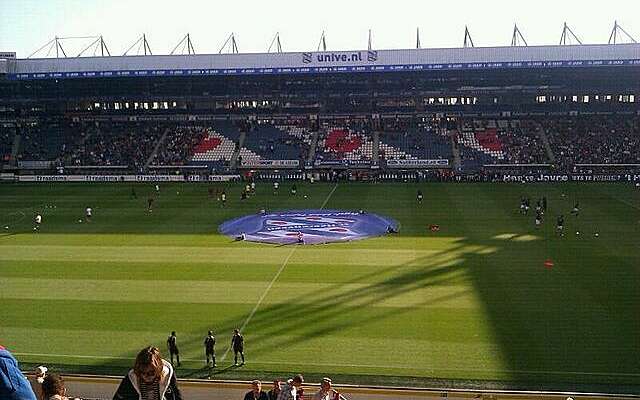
[0,182,639,392]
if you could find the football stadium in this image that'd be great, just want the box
[1,13,640,400]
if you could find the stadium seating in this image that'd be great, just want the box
[544,116,640,165]
[242,124,309,161]
[63,121,164,168]
[378,125,452,161]
[17,118,65,161]
[152,126,207,166]
[190,127,238,167]
[315,127,373,162]
[0,123,16,162]
[456,119,548,168]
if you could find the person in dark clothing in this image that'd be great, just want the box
[131,187,137,199]
[113,346,182,400]
[167,332,180,367]
[147,197,154,213]
[41,373,69,400]
[417,190,423,202]
[243,380,269,400]
[231,328,245,366]
[204,331,216,367]
[556,215,565,236]
[542,196,547,211]
[267,380,281,400]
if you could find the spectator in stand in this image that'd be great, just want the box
[276,374,304,400]
[313,377,346,400]
[267,380,281,400]
[0,344,37,400]
[41,373,79,400]
[243,380,269,400]
[29,366,48,400]
[113,346,182,400]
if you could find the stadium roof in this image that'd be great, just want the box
[4,43,640,80]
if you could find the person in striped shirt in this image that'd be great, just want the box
[113,346,182,400]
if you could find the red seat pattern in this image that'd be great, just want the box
[194,136,222,153]
[475,129,503,151]
[325,129,362,153]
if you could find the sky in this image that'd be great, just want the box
[1,0,639,58]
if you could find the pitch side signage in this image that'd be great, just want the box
[302,50,378,64]
[240,159,300,168]
[0,52,16,59]
[386,159,450,168]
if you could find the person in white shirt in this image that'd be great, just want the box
[85,207,92,222]
[276,375,303,400]
[34,214,42,231]
[313,377,346,400]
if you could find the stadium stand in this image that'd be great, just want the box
[241,123,309,162]
[152,125,208,166]
[378,123,452,161]
[455,119,549,168]
[17,118,65,162]
[0,122,16,163]
[544,116,640,165]
[189,125,239,171]
[315,126,373,162]
[62,121,165,169]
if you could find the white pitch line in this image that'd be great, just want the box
[220,247,296,362]
[221,182,339,362]
[320,183,338,210]
[12,352,640,377]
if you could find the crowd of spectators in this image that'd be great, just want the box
[62,122,166,169]
[9,115,640,173]
[152,126,208,166]
[456,119,549,168]
[1,342,348,400]
[0,123,16,163]
[543,116,640,166]
[16,118,65,161]
[496,120,548,164]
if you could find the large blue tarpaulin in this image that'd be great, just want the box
[219,209,398,245]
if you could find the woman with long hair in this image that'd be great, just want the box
[113,346,182,400]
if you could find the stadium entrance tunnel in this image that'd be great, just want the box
[219,209,399,245]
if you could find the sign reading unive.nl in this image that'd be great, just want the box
[302,50,379,65]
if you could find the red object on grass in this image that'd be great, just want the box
[544,259,554,268]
